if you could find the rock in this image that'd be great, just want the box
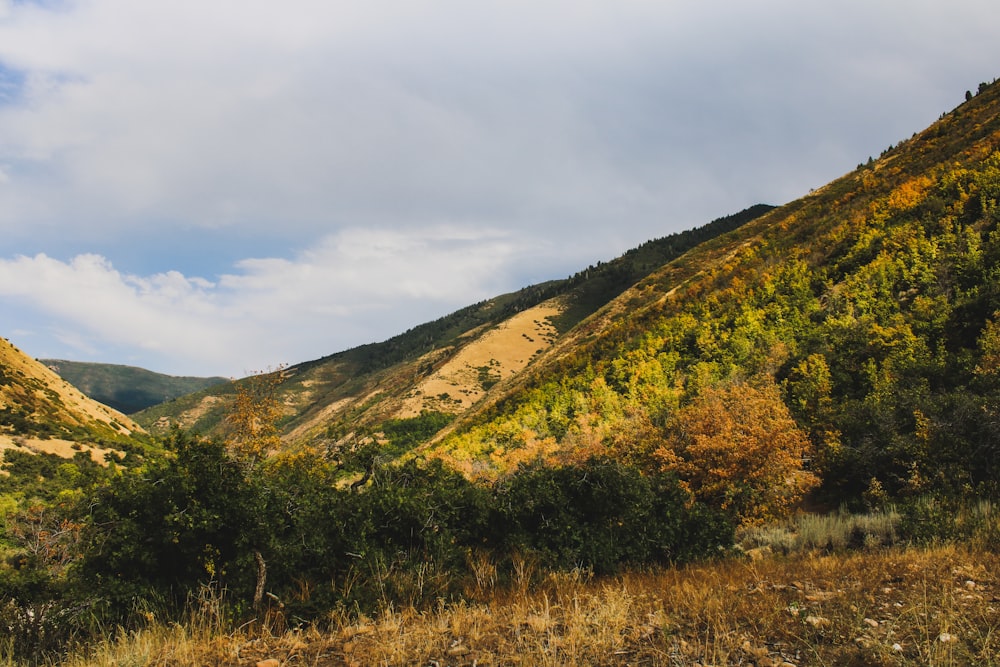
[804,615,830,628]
[938,632,957,643]
[863,618,879,628]
[741,639,770,659]
[447,645,471,656]
[892,643,904,652]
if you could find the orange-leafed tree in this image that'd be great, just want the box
[655,378,818,526]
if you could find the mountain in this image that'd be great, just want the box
[137,78,1000,508]
[41,359,228,414]
[425,78,1000,501]
[1,337,147,462]
[133,204,773,438]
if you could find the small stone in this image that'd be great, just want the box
[805,615,830,628]
[938,632,957,643]
[892,643,904,652]
[966,580,977,590]
[447,645,471,656]
[863,618,879,628]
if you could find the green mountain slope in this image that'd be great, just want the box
[133,204,772,441]
[428,80,1000,506]
[41,359,228,414]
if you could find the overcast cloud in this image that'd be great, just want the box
[1,0,999,376]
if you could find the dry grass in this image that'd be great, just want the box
[49,544,999,666]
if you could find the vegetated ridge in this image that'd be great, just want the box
[41,359,228,414]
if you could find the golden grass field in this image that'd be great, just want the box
[51,543,998,667]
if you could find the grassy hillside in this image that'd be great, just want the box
[51,542,1000,667]
[41,359,228,414]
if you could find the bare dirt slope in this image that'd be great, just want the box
[395,300,565,417]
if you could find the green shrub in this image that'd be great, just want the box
[494,458,732,574]
[73,431,263,622]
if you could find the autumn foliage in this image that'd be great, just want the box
[225,366,286,467]
[654,379,818,526]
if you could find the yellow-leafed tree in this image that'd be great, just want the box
[225,366,286,468]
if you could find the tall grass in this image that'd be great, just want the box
[739,506,901,554]
[739,500,1000,558]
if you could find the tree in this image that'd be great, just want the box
[655,379,818,526]
[225,366,287,469]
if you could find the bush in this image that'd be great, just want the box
[898,495,1000,546]
[494,458,732,574]
[73,431,263,622]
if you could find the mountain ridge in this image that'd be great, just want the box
[423,79,1000,491]
[133,204,774,443]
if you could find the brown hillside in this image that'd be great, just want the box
[0,337,143,460]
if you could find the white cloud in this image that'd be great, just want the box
[0,226,525,375]
[2,0,1000,373]
[1,0,990,241]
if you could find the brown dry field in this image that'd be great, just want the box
[0,434,120,464]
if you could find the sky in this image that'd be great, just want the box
[1,1,999,378]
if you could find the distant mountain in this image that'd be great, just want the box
[41,359,229,414]
[1,338,147,461]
